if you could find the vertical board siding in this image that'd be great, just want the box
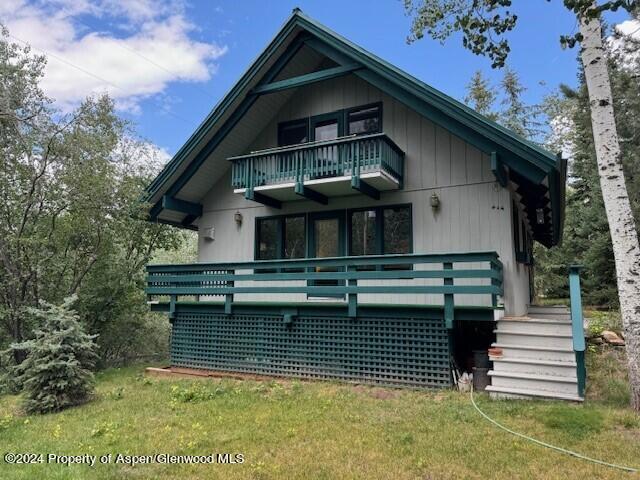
[199,73,528,314]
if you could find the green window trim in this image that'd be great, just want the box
[276,102,383,147]
[512,200,533,265]
[254,203,413,264]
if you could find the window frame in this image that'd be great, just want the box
[347,203,413,257]
[254,213,308,261]
[277,118,310,147]
[345,102,383,136]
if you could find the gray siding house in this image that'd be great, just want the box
[144,10,586,401]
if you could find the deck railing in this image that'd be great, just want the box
[229,133,404,191]
[146,252,503,327]
[569,265,586,397]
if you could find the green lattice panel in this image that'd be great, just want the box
[170,312,451,388]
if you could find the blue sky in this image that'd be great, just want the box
[1,0,634,161]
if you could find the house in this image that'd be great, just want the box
[144,9,585,401]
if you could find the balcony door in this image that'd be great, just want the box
[310,112,344,179]
[308,211,345,296]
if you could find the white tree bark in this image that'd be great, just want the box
[579,12,640,411]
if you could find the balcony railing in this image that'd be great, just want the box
[146,252,503,327]
[229,133,404,191]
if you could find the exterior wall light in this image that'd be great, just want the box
[234,211,243,226]
[430,193,440,211]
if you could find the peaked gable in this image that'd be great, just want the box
[144,8,565,246]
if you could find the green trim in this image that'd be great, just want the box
[160,196,202,217]
[491,152,507,187]
[252,63,362,94]
[145,10,565,244]
[351,176,380,200]
[245,189,282,209]
[294,182,328,204]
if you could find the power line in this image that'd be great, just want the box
[6,32,197,127]
[63,13,220,102]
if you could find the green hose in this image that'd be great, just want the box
[470,387,638,474]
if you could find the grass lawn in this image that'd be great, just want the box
[1,351,639,480]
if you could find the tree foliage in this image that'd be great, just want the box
[0,26,184,366]
[405,0,638,67]
[4,296,98,413]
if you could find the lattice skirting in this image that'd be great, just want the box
[170,311,451,388]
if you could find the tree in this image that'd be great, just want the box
[5,296,98,413]
[465,71,498,120]
[404,0,640,410]
[0,26,182,366]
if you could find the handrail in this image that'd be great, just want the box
[568,264,586,397]
[227,132,404,160]
[146,252,503,324]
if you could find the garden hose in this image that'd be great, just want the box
[470,386,638,474]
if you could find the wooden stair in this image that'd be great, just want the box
[485,306,583,402]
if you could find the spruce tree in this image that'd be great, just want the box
[7,296,98,414]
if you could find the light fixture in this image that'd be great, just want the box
[234,211,243,226]
[536,208,545,225]
[430,193,440,211]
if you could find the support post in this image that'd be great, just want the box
[347,265,357,318]
[444,262,454,329]
[225,269,234,315]
[169,295,177,322]
[569,265,586,397]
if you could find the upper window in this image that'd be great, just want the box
[347,104,382,136]
[278,120,308,147]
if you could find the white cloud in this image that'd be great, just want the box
[1,0,227,112]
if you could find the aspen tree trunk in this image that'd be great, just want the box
[579,13,640,411]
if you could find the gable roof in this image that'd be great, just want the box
[144,8,566,247]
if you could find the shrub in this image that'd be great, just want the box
[6,296,98,414]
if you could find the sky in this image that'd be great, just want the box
[1,0,637,163]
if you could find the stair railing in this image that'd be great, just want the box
[568,264,586,397]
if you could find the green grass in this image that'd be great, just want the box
[1,360,639,480]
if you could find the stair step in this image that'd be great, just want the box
[489,370,579,395]
[502,317,571,325]
[491,343,576,362]
[494,331,573,349]
[525,313,572,321]
[492,358,577,376]
[527,305,570,314]
[496,321,572,335]
[486,385,584,402]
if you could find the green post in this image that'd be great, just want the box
[444,262,454,329]
[225,269,234,315]
[348,265,357,318]
[569,265,586,397]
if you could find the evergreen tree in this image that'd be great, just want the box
[465,71,498,120]
[6,296,98,414]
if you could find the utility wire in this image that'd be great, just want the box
[6,32,196,126]
[470,386,638,474]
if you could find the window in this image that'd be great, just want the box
[347,104,382,136]
[348,205,412,268]
[278,120,308,147]
[256,215,306,261]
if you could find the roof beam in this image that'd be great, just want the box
[491,152,508,187]
[161,195,203,217]
[148,34,308,221]
[252,63,361,95]
[295,182,328,205]
[351,176,380,200]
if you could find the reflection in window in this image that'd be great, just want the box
[257,218,279,260]
[347,105,381,136]
[350,210,377,256]
[278,120,308,146]
[383,206,411,255]
[284,216,305,259]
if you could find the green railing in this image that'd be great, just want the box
[229,133,404,191]
[146,252,503,326]
[569,265,586,397]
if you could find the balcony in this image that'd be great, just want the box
[145,251,503,326]
[229,133,404,206]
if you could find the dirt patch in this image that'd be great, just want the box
[352,385,399,400]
